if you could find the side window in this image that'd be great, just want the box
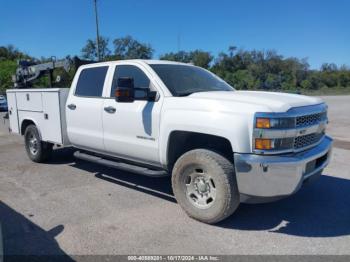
[111,65,150,97]
[75,66,108,97]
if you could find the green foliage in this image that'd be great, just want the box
[210,47,350,91]
[0,45,32,93]
[1,41,350,94]
[160,50,213,69]
[82,35,153,61]
[113,35,153,60]
[225,70,256,90]
[81,36,111,61]
[301,79,312,89]
[160,51,191,63]
[0,45,30,61]
[338,72,350,87]
[0,60,17,93]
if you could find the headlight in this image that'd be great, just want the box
[256,118,270,128]
[255,117,295,129]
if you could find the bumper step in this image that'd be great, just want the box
[74,151,168,177]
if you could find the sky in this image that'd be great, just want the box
[0,0,349,69]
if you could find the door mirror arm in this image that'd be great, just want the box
[134,88,158,102]
[147,91,158,102]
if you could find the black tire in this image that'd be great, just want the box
[172,149,240,224]
[24,125,53,163]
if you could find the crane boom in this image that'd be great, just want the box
[12,56,94,88]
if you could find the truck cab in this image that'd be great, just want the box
[6,60,333,224]
[66,61,164,166]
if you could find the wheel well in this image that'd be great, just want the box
[21,120,35,135]
[167,131,233,170]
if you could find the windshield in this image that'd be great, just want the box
[150,64,234,96]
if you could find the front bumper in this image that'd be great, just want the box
[234,136,333,200]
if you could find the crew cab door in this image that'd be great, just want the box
[102,64,162,165]
[66,65,109,151]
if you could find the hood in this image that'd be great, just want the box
[188,90,323,112]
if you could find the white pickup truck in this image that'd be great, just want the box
[6,60,333,223]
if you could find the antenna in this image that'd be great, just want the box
[94,0,101,61]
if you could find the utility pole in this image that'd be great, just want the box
[93,0,101,61]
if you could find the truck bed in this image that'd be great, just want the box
[6,88,70,145]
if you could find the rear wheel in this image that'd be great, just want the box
[24,125,53,163]
[172,149,240,224]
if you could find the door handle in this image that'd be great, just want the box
[104,106,116,114]
[67,104,76,110]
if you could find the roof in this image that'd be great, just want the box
[79,59,193,68]
[142,60,192,66]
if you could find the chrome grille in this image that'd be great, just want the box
[294,132,324,149]
[254,103,328,154]
[296,111,327,127]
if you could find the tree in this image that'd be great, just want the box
[1,41,350,94]
[0,60,17,93]
[160,50,213,69]
[231,70,256,90]
[190,50,213,69]
[307,73,323,90]
[160,51,192,63]
[321,63,338,72]
[338,72,350,87]
[0,45,30,61]
[228,46,237,57]
[113,36,153,59]
[300,79,312,90]
[81,36,111,61]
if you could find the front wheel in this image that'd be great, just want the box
[24,125,53,163]
[172,149,240,224]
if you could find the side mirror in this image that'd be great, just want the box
[115,77,135,103]
[114,77,158,103]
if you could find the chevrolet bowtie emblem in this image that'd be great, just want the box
[299,129,307,135]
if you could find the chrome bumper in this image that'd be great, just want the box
[234,136,333,199]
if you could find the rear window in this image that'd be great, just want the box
[75,66,108,97]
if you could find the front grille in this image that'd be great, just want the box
[254,104,328,154]
[296,111,327,127]
[294,132,324,149]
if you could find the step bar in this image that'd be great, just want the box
[74,151,168,177]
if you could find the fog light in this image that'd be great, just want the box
[255,138,272,150]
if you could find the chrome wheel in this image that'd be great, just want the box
[184,167,216,209]
[24,125,53,163]
[28,133,39,155]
